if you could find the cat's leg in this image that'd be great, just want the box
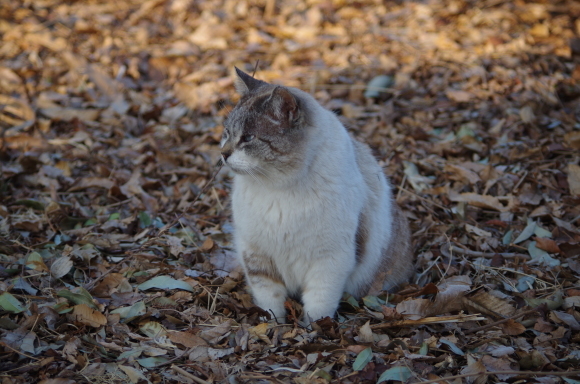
[300,257,352,322]
[241,249,287,322]
[247,273,288,322]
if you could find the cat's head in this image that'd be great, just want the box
[221,68,311,180]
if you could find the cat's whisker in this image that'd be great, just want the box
[247,168,264,185]
[252,165,271,181]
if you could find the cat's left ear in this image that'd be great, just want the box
[269,86,299,123]
[234,67,267,95]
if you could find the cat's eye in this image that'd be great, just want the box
[241,134,255,143]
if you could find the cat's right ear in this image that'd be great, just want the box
[234,67,266,96]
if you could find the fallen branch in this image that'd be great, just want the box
[441,243,530,260]
[464,309,539,334]
[414,370,580,384]
[171,365,211,384]
[370,313,485,330]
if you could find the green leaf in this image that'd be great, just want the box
[84,218,97,226]
[527,241,560,267]
[502,229,513,245]
[108,212,120,221]
[563,378,580,384]
[0,292,26,313]
[364,75,394,98]
[514,219,536,244]
[118,347,144,360]
[352,347,373,371]
[534,225,552,238]
[15,199,45,210]
[342,293,360,309]
[26,252,47,271]
[0,317,19,330]
[516,275,535,292]
[53,301,73,314]
[313,369,332,381]
[57,287,98,309]
[137,356,168,368]
[362,295,384,311]
[440,339,464,355]
[419,342,428,355]
[139,211,152,228]
[377,366,412,383]
[457,123,475,138]
[111,301,147,320]
[138,275,194,292]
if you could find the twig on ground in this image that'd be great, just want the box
[370,313,485,330]
[0,342,42,361]
[397,186,450,212]
[464,309,539,334]
[171,365,211,384]
[441,243,530,260]
[414,370,580,384]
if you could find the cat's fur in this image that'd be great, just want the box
[221,68,414,322]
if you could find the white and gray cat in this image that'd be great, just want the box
[221,68,414,322]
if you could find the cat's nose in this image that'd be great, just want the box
[222,151,232,162]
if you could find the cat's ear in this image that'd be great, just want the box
[269,86,299,123]
[234,67,266,95]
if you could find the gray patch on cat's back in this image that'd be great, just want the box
[354,212,369,264]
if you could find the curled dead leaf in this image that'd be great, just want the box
[50,256,73,279]
[69,304,107,328]
[449,191,515,212]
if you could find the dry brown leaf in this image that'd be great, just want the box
[50,256,73,279]
[396,277,471,319]
[92,273,125,297]
[38,379,76,384]
[567,164,580,196]
[446,90,474,102]
[68,177,115,192]
[564,131,580,150]
[39,107,100,122]
[534,237,561,254]
[444,163,481,184]
[460,359,487,384]
[499,319,526,335]
[200,236,215,252]
[69,304,107,328]
[357,321,374,343]
[481,355,519,380]
[166,236,185,256]
[519,105,536,123]
[463,289,516,318]
[448,191,515,212]
[249,323,271,344]
[168,331,209,348]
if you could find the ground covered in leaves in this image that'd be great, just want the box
[1,0,580,383]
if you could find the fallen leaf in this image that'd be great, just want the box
[499,319,526,335]
[69,304,107,327]
[138,275,194,292]
[535,237,561,254]
[567,164,580,196]
[50,256,73,279]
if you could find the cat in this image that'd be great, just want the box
[221,67,414,323]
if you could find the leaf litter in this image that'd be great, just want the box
[1,0,580,382]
